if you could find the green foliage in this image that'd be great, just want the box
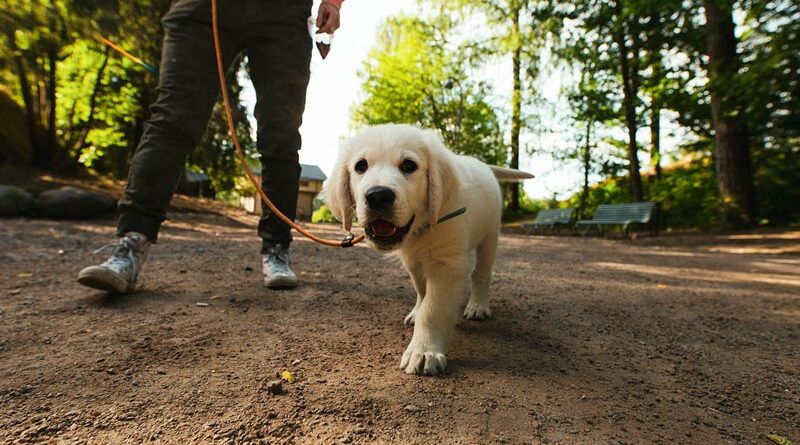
[752,144,800,226]
[564,152,800,229]
[501,188,549,221]
[563,157,719,229]
[312,204,338,224]
[353,14,506,166]
[739,0,800,153]
[2,0,796,229]
[0,0,256,197]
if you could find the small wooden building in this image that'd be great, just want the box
[239,164,327,221]
[176,169,214,198]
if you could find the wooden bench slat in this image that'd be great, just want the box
[522,208,575,235]
[577,202,655,225]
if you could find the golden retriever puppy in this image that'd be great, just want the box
[323,124,532,375]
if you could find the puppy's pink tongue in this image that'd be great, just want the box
[371,220,397,237]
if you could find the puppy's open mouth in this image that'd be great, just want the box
[365,217,415,246]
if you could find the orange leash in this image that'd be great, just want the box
[97,34,159,75]
[211,0,364,248]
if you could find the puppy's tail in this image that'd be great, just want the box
[489,165,535,182]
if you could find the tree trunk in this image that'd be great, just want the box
[43,47,58,169]
[704,0,756,227]
[580,119,592,219]
[9,33,40,164]
[509,3,522,211]
[650,102,662,181]
[71,48,111,157]
[614,0,644,202]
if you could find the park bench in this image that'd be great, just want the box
[576,202,659,237]
[523,208,575,235]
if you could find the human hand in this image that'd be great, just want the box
[316,2,340,34]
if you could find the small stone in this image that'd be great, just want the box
[131,379,140,386]
[403,404,419,413]
[292,359,301,366]
[195,302,210,307]
[118,412,136,421]
[244,266,254,272]
[156,369,167,375]
[105,368,116,374]
[265,380,283,395]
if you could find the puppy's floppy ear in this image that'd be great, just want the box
[322,155,354,231]
[423,130,456,226]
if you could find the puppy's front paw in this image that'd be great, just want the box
[404,307,417,325]
[463,302,492,320]
[400,342,447,376]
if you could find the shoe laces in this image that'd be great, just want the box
[264,245,290,267]
[93,235,142,281]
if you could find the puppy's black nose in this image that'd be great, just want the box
[365,186,395,210]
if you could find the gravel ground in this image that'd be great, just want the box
[1,212,798,444]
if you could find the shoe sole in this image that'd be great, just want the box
[263,276,298,290]
[77,268,134,294]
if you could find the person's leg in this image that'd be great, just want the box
[79,0,244,293]
[117,1,245,242]
[245,0,313,252]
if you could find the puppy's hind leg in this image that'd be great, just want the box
[464,234,497,320]
[404,263,426,326]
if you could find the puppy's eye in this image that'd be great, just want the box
[354,159,368,174]
[400,159,417,174]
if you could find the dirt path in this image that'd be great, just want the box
[1,213,798,444]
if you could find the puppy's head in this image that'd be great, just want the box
[322,124,455,251]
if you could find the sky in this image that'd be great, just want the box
[238,0,680,200]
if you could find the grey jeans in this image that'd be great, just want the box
[117,0,313,252]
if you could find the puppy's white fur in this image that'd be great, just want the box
[324,124,520,376]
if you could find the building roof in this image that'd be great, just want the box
[245,162,327,182]
[300,164,327,182]
[184,169,210,182]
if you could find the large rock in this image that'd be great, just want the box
[38,186,116,219]
[0,185,36,216]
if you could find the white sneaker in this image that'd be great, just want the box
[262,244,298,289]
[77,232,150,293]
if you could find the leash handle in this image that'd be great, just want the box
[211,0,364,248]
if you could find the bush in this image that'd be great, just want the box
[0,88,33,165]
[501,187,551,221]
[312,205,338,224]
[564,157,720,229]
[753,144,800,226]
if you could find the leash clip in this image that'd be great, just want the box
[340,233,355,248]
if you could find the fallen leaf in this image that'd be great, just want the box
[281,370,295,383]
[17,272,32,278]
[768,434,793,445]
[195,302,209,307]
[656,284,668,288]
